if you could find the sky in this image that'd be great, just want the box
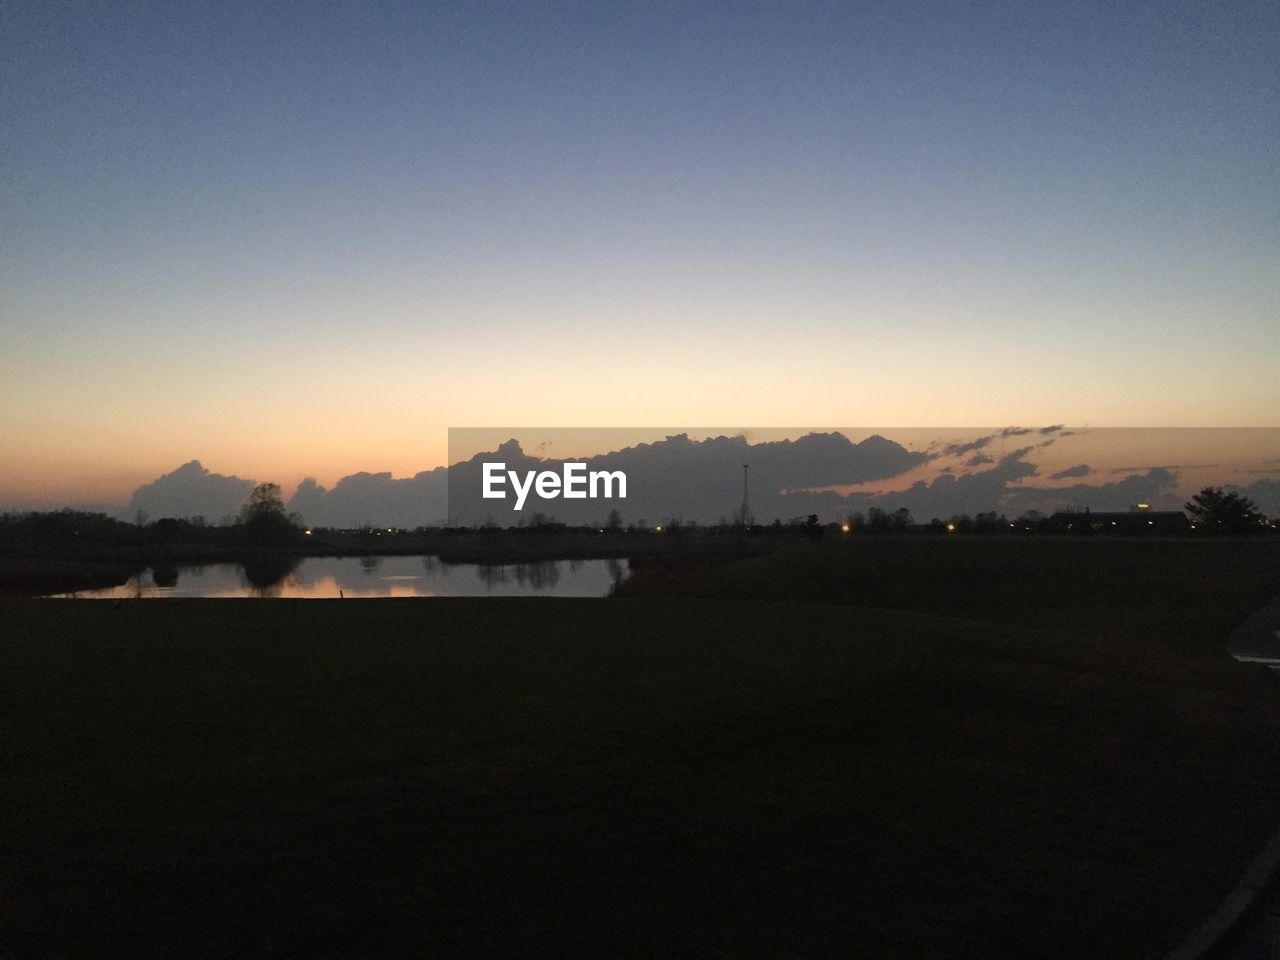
[2,0,1278,507]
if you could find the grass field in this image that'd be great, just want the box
[4,547,1280,958]
[620,537,1280,657]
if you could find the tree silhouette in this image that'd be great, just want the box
[239,483,303,546]
[866,507,890,534]
[1185,487,1263,534]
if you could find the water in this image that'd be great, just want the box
[53,555,626,599]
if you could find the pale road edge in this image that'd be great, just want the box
[1165,595,1280,960]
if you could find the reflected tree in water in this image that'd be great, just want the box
[151,565,179,588]
[514,560,560,590]
[606,558,628,593]
[475,562,509,589]
[359,556,383,575]
[239,555,301,598]
[420,555,453,578]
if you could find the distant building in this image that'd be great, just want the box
[1048,507,1188,534]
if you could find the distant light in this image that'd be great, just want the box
[1148,520,1154,525]
[841,523,851,534]
[946,523,956,533]
[655,525,662,532]
[304,529,312,536]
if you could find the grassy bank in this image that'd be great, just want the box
[0,557,133,596]
[3,591,1280,957]
[618,537,1280,657]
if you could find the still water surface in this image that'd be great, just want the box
[56,555,625,599]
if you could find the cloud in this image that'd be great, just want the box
[1049,464,1092,480]
[1001,468,1180,516]
[1232,478,1280,514]
[934,425,1067,460]
[805,447,1042,521]
[940,436,994,457]
[1109,463,1219,474]
[288,469,449,528]
[1002,446,1038,463]
[448,432,927,526]
[271,432,931,527]
[781,451,1180,522]
[128,460,256,522]
[121,430,1220,528]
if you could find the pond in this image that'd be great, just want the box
[53,555,626,599]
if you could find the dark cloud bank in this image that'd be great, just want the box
[117,432,1278,528]
[127,461,256,523]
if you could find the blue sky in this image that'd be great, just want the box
[2,0,1277,505]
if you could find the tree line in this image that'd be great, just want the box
[1,485,1274,555]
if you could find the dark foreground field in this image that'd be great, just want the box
[4,539,1280,959]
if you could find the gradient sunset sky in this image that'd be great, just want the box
[3,1,1277,507]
